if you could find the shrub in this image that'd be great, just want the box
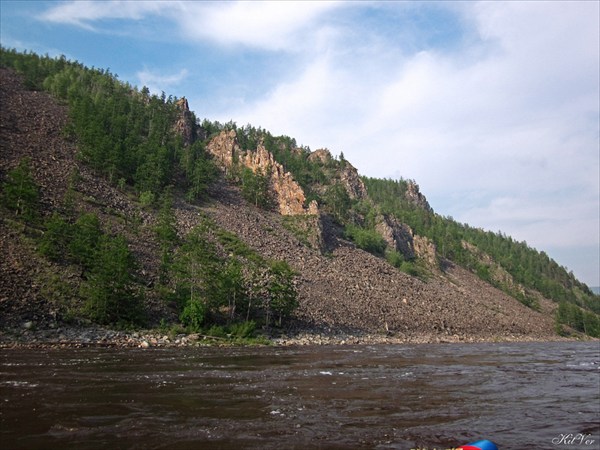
[345,225,386,257]
[229,320,256,339]
[180,297,206,331]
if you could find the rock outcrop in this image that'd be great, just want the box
[413,234,438,268]
[374,214,438,268]
[206,129,238,171]
[339,160,368,200]
[173,97,195,146]
[375,214,415,260]
[307,148,332,165]
[406,180,432,212]
[207,130,318,216]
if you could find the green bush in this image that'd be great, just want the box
[139,191,155,208]
[385,250,405,268]
[229,320,256,338]
[180,297,206,331]
[345,224,386,257]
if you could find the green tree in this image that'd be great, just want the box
[266,260,298,327]
[218,258,247,322]
[1,158,40,222]
[39,213,72,260]
[69,213,102,269]
[241,167,272,209]
[323,183,351,222]
[172,225,220,320]
[82,234,142,325]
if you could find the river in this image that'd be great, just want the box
[1,341,598,449]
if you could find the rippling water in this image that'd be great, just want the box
[1,341,598,449]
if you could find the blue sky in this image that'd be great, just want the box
[1,1,599,286]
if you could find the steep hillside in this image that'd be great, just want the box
[1,49,598,342]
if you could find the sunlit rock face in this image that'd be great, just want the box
[207,130,318,216]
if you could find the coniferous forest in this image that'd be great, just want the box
[1,47,598,338]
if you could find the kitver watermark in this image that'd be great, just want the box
[552,433,596,446]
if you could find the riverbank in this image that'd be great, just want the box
[0,323,577,349]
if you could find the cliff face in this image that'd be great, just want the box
[206,129,238,170]
[406,180,432,212]
[207,130,318,216]
[375,215,415,260]
[339,160,368,200]
[173,97,195,146]
[307,149,368,201]
[374,214,438,268]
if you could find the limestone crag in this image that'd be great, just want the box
[173,97,195,146]
[339,160,368,200]
[206,129,239,171]
[207,130,318,216]
[413,235,438,268]
[243,143,319,216]
[374,214,438,268]
[406,180,432,212]
[307,149,368,200]
[307,148,332,164]
[375,214,415,260]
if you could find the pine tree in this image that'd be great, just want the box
[1,158,39,222]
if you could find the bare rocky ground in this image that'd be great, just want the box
[0,68,573,348]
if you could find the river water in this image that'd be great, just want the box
[1,341,598,450]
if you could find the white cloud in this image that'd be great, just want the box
[39,0,343,51]
[176,1,342,51]
[39,1,167,30]
[136,68,189,95]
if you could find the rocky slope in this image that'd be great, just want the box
[0,67,564,342]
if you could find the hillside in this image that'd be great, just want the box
[1,49,598,343]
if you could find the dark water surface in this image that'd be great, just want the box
[1,341,598,449]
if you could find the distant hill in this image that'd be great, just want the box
[1,47,598,339]
[591,287,600,295]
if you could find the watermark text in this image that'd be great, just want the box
[552,433,596,446]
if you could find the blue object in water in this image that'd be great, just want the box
[459,440,499,450]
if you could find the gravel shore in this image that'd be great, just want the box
[0,323,573,350]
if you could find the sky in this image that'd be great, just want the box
[1,1,599,287]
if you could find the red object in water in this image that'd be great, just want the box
[457,440,499,450]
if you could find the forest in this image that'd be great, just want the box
[1,47,598,338]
